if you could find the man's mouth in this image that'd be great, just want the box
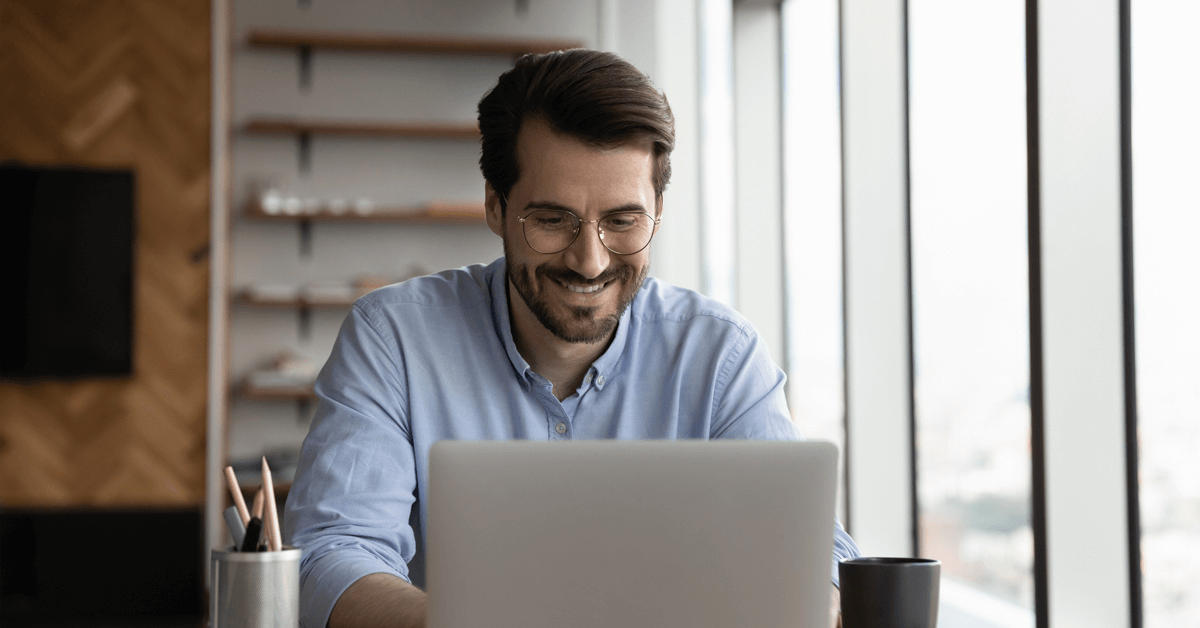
[557,279,607,294]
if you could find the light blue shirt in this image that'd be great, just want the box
[285,258,860,628]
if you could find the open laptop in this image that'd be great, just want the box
[425,440,838,628]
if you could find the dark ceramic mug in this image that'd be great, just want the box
[839,557,941,628]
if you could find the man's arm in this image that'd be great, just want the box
[285,302,422,628]
[830,585,842,628]
[703,324,856,627]
[328,573,427,628]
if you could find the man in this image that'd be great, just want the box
[284,49,859,628]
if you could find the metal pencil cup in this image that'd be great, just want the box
[210,546,301,628]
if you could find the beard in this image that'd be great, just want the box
[504,237,649,345]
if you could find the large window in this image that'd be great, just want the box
[909,0,1034,623]
[699,0,736,306]
[1133,1,1200,624]
[781,0,846,519]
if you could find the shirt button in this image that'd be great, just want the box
[555,422,567,434]
[596,375,605,386]
[583,374,593,385]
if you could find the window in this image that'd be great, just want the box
[781,0,846,519]
[1133,1,1200,624]
[909,0,1034,623]
[698,0,736,306]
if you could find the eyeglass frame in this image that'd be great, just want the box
[501,193,662,256]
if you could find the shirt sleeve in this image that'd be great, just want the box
[283,303,419,628]
[707,323,861,585]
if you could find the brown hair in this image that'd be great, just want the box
[478,49,675,213]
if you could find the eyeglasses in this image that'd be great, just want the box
[516,207,661,255]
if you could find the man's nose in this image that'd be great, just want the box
[562,221,611,280]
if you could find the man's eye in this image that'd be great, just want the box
[604,215,639,230]
[533,212,570,228]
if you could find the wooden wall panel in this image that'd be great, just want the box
[0,0,210,506]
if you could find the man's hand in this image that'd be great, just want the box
[830,585,842,628]
[328,572,427,628]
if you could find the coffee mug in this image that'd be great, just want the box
[839,557,940,628]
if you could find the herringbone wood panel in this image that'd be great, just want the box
[0,0,210,506]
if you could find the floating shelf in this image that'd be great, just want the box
[244,118,480,139]
[246,29,582,57]
[240,381,317,402]
[242,200,486,223]
[236,291,358,308]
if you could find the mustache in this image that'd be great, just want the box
[536,263,635,287]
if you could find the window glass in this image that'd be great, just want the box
[909,0,1034,622]
[781,0,846,520]
[1133,2,1200,624]
[699,0,736,305]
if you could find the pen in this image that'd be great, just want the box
[223,505,246,549]
[241,517,263,553]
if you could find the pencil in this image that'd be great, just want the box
[252,488,264,519]
[262,456,283,551]
[224,466,251,526]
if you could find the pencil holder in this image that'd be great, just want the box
[210,545,301,628]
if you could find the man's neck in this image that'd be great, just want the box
[508,280,614,401]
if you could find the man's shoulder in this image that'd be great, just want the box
[355,261,497,318]
[633,277,752,334]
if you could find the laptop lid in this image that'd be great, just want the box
[426,440,838,628]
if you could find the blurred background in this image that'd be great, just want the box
[0,0,1194,626]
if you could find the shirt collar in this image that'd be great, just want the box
[488,257,632,391]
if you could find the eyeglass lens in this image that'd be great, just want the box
[522,210,655,255]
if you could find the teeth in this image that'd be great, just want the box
[566,282,603,294]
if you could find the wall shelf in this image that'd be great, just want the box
[243,200,486,223]
[240,381,317,402]
[246,29,582,58]
[243,118,480,139]
[236,292,357,309]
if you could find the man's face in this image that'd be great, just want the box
[486,119,660,345]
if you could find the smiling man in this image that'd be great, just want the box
[284,49,859,628]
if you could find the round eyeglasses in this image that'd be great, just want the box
[517,208,661,255]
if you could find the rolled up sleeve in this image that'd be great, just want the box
[283,303,418,628]
[707,321,861,585]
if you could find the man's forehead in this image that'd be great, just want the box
[515,118,654,164]
[513,120,655,198]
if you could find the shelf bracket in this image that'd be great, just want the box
[298,45,313,91]
[298,218,313,259]
[297,305,313,343]
[297,131,312,174]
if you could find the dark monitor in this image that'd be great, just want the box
[0,163,135,380]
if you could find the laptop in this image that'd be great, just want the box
[425,440,838,628]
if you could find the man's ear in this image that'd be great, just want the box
[652,196,664,235]
[484,182,504,237]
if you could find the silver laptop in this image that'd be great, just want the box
[425,440,838,628]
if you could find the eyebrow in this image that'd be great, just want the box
[523,200,649,216]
